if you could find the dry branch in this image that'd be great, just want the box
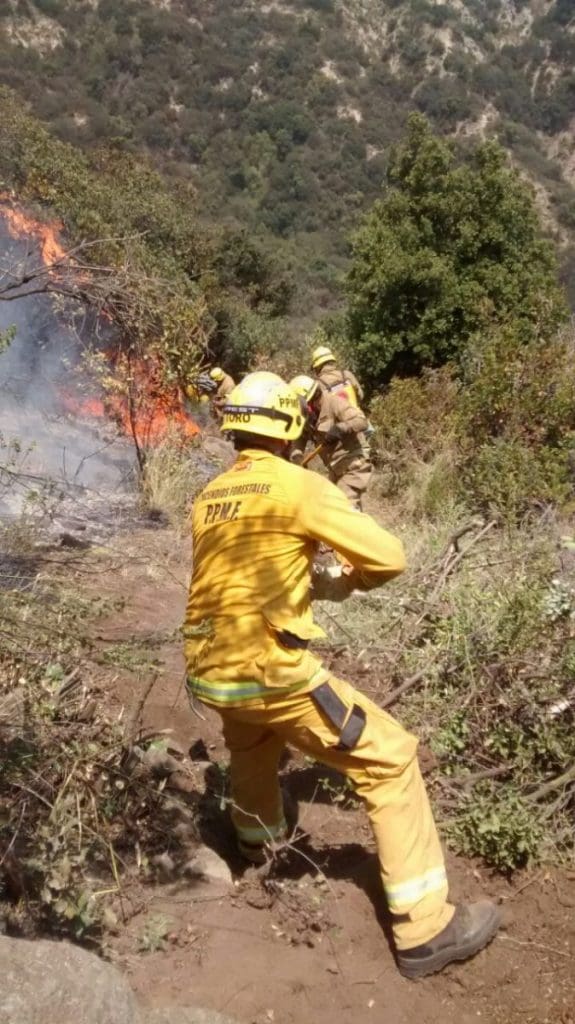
[380,667,428,710]
[528,764,575,803]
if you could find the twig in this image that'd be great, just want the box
[497,934,572,960]
[430,520,497,600]
[0,800,26,867]
[10,781,53,810]
[528,764,575,803]
[440,521,480,557]
[379,667,428,710]
[126,672,159,747]
[226,798,347,978]
[317,605,359,643]
[498,871,545,903]
[456,764,514,789]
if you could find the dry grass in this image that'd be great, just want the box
[140,432,207,525]
[316,493,575,870]
[0,529,197,943]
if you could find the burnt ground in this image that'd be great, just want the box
[80,525,575,1024]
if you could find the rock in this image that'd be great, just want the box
[141,747,182,777]
[165,737,187,759]
[172,821,197,843]
[166,771,196,795]
[58,532,91,549]
[151,852,176,879]
[144,1010,238,1024]
[161,796,195,822]
[183,846,233,886]
[53,517,87,532]
[0,935,140,1024]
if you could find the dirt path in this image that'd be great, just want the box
[88,527,575,1024]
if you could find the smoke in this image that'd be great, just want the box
[0,214,135,516]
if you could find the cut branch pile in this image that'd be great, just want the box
[318,513,575,870]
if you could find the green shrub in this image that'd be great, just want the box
[459,325,575,450]
[463,439,570,519]
[447,789,543,871]
[370,367,459,464]
[212,302,286,379]
[458,325,575,517]
[402,450,462,521]
[346,115,567,389]
[369,367,460,511]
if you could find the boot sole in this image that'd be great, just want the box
[398,906,502,980]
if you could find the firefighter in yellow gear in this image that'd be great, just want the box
[208,367,236,421]
[311,344,364,408]
[183,371,500,978]
[184,381,207,405]
[290,374,372,510]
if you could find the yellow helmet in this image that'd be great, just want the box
[221,371,305,442]
[290,374,320,403]
[209,366,225,382]
[311,345,336,371]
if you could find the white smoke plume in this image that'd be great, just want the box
[0,214,134,518]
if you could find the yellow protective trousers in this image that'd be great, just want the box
[214,675,454,950]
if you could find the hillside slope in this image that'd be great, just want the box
[1,0,574,307]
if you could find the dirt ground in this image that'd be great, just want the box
[85,525,575,1024]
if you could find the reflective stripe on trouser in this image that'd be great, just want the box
[215,675,454,949]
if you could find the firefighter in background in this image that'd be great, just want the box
[290,374,372,511]
[208,367,236,421]
[184,378,211,405]
[193,367,236,422]
[311,344,364,408]
[183,370,500,979]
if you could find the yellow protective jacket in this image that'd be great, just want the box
[317,366,364,406]
[184,449,405,706]
[212,374,236,419]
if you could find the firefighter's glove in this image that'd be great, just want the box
[310,564,353,603]
[324,424,343,446]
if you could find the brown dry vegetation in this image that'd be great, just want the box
[1,424,574,949]
[2,479,575,1024]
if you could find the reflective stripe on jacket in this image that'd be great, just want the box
[184,449,405,704]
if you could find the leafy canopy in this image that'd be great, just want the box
[345,114,567,389]
[0,87,290,382]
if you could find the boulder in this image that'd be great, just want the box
[183,846,233,886]
[0,935,140,1024]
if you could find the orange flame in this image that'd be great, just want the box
[62,356,200,447]
[1,197,201,446]
[1,197,66,265]
[63,390,199,446]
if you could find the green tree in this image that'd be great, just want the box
[345,114,567,389]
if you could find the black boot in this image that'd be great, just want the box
[397,901,501,979]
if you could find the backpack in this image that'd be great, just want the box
[324,371,359,409]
